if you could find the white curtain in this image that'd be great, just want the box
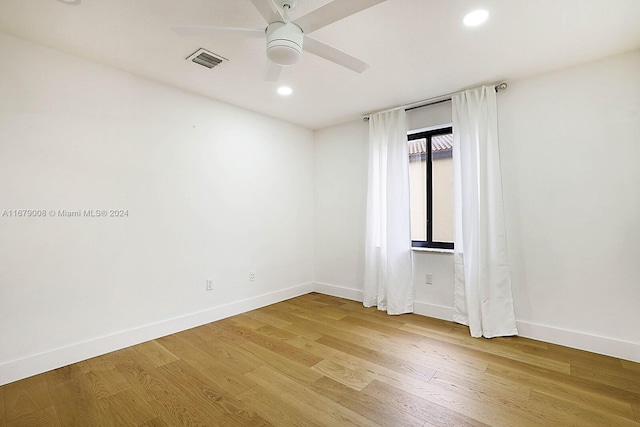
[363,109,414,315]
[452,86,518,338]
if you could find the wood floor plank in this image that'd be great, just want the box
[235,303,319,342]
[201,364,259,398]
[265,305,401,354]
[281,296,335,313]
[4,373,52,423]
[286,303,423,350]
[317,334,437,383]
[245,365,379,427]
[274,303,456,369]
[460,335,572,373]
[399,323,466,345]
[571,363,640,395]
[178,322,222,345]
[240,308,294,330]
[308,375,351,401]
[429,368,532,403]
[105,346,170,402]
[84,368,131,400]
[108,347,214,426]
[622,359,640,373]
[316,304,350,320]
[237,388,319,427]
[275,301,367,334]
[412,337,490,376]
[392,310,459,334]
[139,418,170,427]
[145,396,209,427]
[98,387,157,426]
[154,334,220,371]
[307,292,350,307]
[311,359,374,391]
[0,384,5,427]
[289,334,441,400]
[254,323,299,341]
[3,293,639,426]
[278,319,325,341]
[46,373,111,427]
[339,308,408,329]
[340,315,423,343]
[156,360,268,426]
[195,338,264,374]
[44,363,84,390]
[422,372,539,425]
[364,379,488,427]
[528,388,639,426]
[6,405,59,427]
[309,376,424,427]
[76,355,118,375]
[201,323,325,386]
[229,313,270,330]
[218,322,324,367]
[135,340,180,368]
[485,361,640,416]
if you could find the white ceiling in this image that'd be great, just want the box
[1,0,639,130]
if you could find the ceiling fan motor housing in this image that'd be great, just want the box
[266,22,303,66]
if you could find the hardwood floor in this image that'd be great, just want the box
[1,292,639,426]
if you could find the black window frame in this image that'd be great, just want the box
[409,126,454,250]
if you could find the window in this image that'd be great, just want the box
[408,126,454,249]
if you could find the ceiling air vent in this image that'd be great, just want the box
[186,48,227,69]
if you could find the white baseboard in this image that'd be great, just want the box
[313,282,363,302]
[516,320,640,363]
[412,301,454,322]
[0,282,314,386]
[312,282,455,323]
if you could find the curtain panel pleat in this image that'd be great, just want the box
[452,86,518,338]
[363,109,414,315]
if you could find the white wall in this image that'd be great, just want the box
[0,32,314,384]
[313,120,368,300]
[499,49,640,357]
[313,49,640,361]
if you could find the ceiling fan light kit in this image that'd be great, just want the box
[266,22,303,66]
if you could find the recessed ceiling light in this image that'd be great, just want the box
[277,86,293,96]
[56,0,81,4]
[463,9,489,27]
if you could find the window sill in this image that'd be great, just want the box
[412,247,454,254]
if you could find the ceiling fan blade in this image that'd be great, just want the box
[250,0,285,24]
[172,25,264,38]
[293,0,385,34]
[303,36,370,73]
[264,61,283,81]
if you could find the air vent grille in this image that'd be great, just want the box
[186,48,227,69]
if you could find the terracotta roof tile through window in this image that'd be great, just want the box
[407,133,452,155]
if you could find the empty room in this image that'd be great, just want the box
[1,0,639,425]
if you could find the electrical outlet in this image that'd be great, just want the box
[206,279,213,291]
[249,271,256,282]
[425,273,433,285]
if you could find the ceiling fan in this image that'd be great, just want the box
[173,0,386,80]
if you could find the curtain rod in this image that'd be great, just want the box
[363,82,508,122]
